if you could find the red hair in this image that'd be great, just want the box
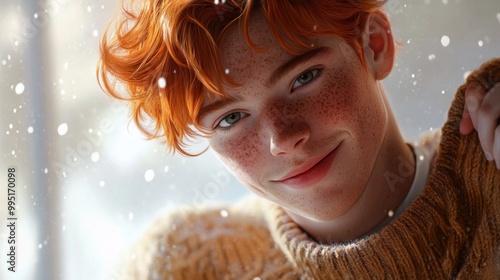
[98,0,388,156]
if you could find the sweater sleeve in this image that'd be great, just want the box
[441,58,500,278]
[116,199,297,280]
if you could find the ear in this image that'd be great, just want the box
[362,12,395,80]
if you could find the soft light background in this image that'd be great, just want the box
[0,0,499,279]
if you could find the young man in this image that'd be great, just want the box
[99,0,500,278]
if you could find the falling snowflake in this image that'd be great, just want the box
[145,169,155,182]
[220,210,229,218]
[158,77,166,88]
[441,35,450,47]
[15,83,25,94]
[58,123,68,136]
[91,152,100,162]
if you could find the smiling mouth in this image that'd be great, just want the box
[272,141,342,189]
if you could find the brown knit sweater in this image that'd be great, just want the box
[119,59,500,279]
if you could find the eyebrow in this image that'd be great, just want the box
[197,95,242,125]
[264,46,331,88]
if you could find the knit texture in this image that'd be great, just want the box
[119,59,500,279]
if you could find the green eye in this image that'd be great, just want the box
[218,112,243,128]
[292,69,319,90]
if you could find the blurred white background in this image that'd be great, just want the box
[0,0,499,279]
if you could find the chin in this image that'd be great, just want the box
[293,202,354,222]
[308,191,362,221]
[307,210,346,222]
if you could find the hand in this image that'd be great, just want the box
[460,82,500,169]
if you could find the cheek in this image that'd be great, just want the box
[209,129,263,181]
[303,63,386,154]
[322,63,387,154]
[304,67,359,126]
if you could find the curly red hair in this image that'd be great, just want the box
[98,0,388,156]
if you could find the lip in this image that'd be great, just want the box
[272,141,342,189]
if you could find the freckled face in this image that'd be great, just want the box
[201,14,388,221]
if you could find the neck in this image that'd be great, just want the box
[287,91,416,243]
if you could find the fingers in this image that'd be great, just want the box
[464,83,486,130]
[476,83,500,165]
[460,83,485,135]
[495,125,500,169]
[460,103,474,135]
[462,82,500,169]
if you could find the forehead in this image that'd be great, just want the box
[218,12,343,90]
[219,13,290,84]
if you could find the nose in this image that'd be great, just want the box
[264,102,310,156]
